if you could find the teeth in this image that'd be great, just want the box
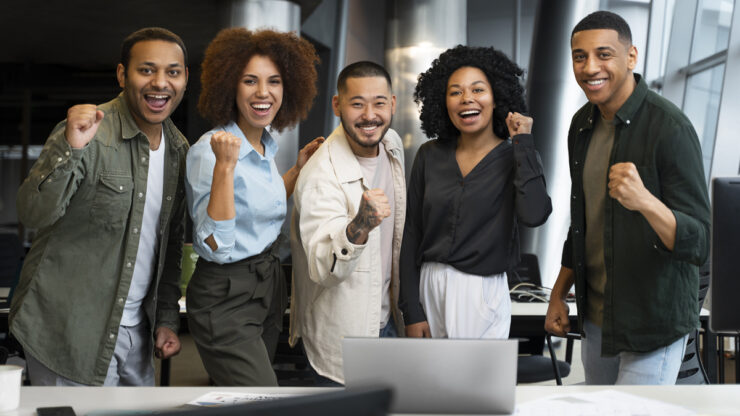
[147,94,168,99]
[460,110,480,116]
[361,126,377,131]
[587,80,605,85]
[252,103,271,110]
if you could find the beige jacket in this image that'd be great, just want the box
[289,125,406,383]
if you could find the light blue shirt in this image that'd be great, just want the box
[185,121,286,264]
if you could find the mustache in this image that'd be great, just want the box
[355,120,383,128]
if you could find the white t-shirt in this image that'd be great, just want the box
[121,131,165,326]
[355,141,395,328]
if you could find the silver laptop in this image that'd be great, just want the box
[342,338,517,414]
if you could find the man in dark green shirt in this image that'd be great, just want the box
[11,27,189,386]
[545,11,710,384]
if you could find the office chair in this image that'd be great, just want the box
[676,261,710,384]
[510,254,571,384]
[546,261,712,385]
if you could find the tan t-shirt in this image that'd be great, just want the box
[355,141,395,328]
[583,116,615,327]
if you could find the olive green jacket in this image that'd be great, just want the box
[562,75,711,355]
[10,94,188,385]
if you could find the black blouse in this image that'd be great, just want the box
[399,133,552,325]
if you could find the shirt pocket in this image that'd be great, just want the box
[90,173,133,228]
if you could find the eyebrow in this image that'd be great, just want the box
[447,80,487,89]
[139,61,184,68]
[242,73,281,78]
[349,95,388,101]
[572,46,617,54]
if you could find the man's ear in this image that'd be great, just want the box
[332,95,340,117]
[116,63,126,89]
[627,45,638,71]
[391,95,397,115]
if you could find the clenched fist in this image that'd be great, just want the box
[210,131,241,167]
[65,104,104,149]
[608,162,649,211]
[346,188,391,244]
[505,112,533,137]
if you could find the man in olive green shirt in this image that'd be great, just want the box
[11,27,189,386]
[545,11,710,384]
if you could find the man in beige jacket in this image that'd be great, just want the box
[290,61,406,385]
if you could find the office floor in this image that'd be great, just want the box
[153,334,737,386]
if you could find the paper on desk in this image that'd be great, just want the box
[187,391,298,407]
[515,389,695,416]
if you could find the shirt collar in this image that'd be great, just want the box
[115,93,142,140]
[223,121,278,160]
[613,73,647,126]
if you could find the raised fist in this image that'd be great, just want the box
[65,104,104,149]
[346,188,391,244]
[210,131,241,167]
[505,112,533,137]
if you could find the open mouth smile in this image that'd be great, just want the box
[251,103,273,116]
[145,93,171,111]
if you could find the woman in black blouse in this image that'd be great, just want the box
[400,45,551,339]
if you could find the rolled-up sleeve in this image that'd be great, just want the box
[185,136,237,264]
[295,179,366,288]
[654,123,711,265]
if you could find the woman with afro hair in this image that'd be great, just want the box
[399,45,551,340]
[185,28,323,385]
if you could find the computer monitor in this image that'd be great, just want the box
[710,177,740,333]
[153,387,392,416]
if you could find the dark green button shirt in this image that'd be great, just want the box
[10,94,188,385]
[561,74,710,356]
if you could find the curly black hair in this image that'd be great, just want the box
[198,28,318,132]
[414,45,526,141]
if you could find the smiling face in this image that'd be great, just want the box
[571,28,637,120]
[117,39,188,135]
[445,66,495,139]
[332,76,396,157]
[235,55,283,139]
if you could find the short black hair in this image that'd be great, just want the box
[337,61,392,93]
[120,27,188,69]
[414,45,526,141]
[571,10,632,45]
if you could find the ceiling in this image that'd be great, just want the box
[0,0,322,68]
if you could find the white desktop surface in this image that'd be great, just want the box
[511,301,709,317]
[10,385,740,416]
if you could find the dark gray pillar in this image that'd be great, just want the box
[523,0,598,288]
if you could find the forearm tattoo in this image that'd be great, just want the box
[346,199,381,244]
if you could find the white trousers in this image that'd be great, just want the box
[419,262,511,339]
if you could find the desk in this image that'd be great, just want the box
[13,385,740,415]
[0,302,721,384]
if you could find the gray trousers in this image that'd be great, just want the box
[186,240,286,386]
[27,320,154,386]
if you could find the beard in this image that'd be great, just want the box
[339,113,392,149]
